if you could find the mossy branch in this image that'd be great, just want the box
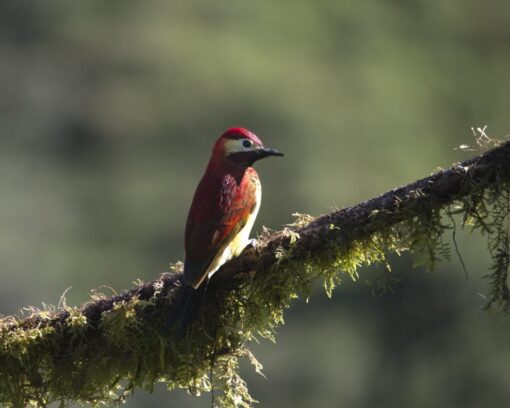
[1,139,510,407]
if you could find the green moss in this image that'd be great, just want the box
[1,153,510,407]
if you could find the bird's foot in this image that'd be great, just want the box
[247,238,258,250]
[242,239,259,258]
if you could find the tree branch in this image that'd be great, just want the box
[1,140,510,407]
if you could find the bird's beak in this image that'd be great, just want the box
[256,147,284,159]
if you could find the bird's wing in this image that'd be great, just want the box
[184,174,257,288]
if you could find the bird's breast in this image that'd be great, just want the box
[184,166,262,287]
[207,173,261,278]
[230,175,261,256]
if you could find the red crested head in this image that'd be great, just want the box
[209,127,283,170]
[214,127,263,151]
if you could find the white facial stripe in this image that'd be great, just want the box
[224,138,259,154]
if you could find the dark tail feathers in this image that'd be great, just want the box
[167,285,205,332]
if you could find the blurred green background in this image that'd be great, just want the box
[1,1,510,406]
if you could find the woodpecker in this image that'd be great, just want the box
[168,127,283,330]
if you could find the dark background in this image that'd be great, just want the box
[1,1,510,406]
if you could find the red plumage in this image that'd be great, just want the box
[185,129,262,288]
[168,127,283,330]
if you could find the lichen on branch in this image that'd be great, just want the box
[1,139,510,407]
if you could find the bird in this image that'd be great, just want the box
[167,127,284,331]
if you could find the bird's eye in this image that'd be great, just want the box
[242,139,252,148]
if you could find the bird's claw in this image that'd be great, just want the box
[247,238,258,250]
[243,239,259,257]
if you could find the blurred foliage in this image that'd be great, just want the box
[0,0,509,406]
[2,144,509,408]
